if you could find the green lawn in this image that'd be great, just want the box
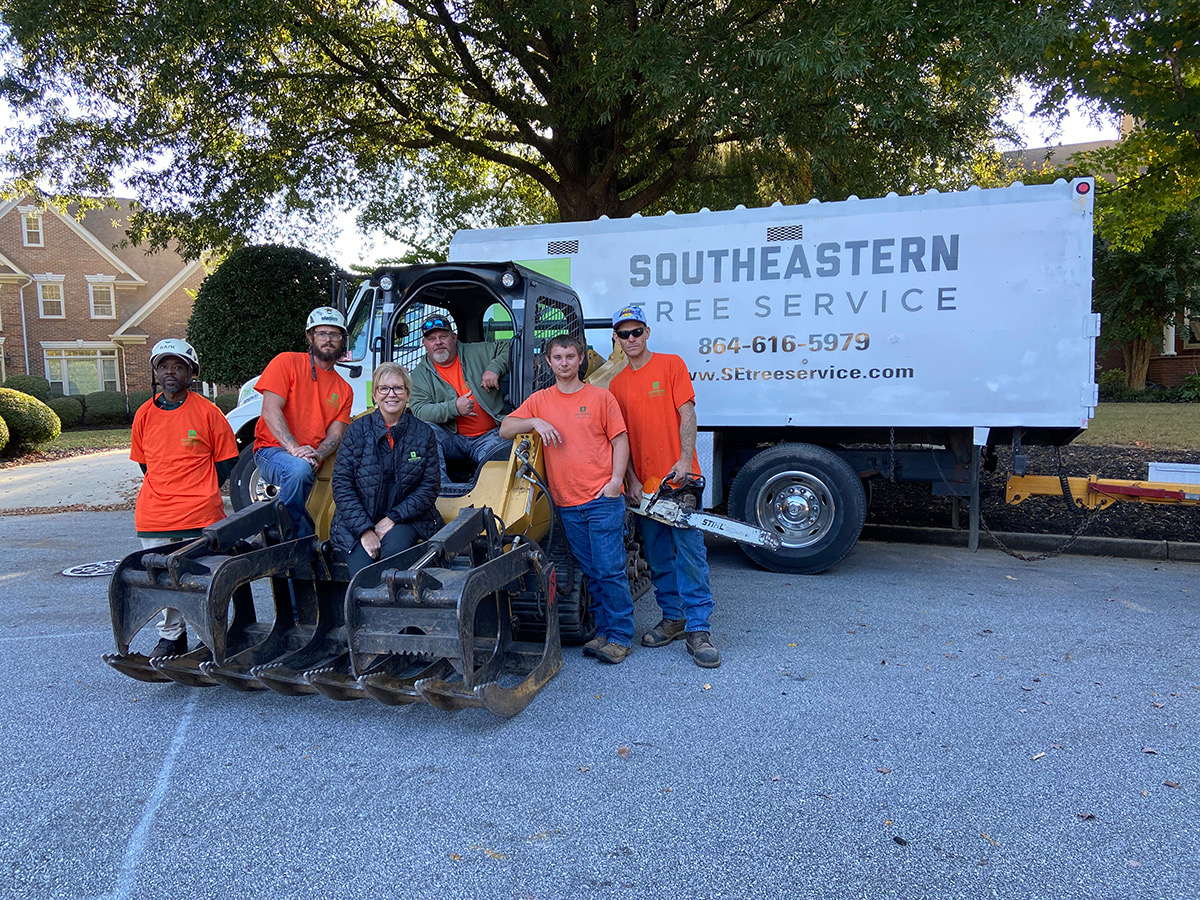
[1075,403,1199,450]
[44,427,132,452]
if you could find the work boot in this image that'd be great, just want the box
[151,633,188,657]
[641,618,686,648]
[582,634,608,657]
[594,642,632,664]
[686,631,721,668]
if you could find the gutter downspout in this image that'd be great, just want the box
[18,276,33,375]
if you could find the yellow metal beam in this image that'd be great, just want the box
[1007,475,1200,510]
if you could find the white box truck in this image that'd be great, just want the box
[446,179,1099,572]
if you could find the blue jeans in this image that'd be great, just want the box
[429,424,511,481]
[254,447,317,538]
[558,495,634,647]
[639,517,713,632]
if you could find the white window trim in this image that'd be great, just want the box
[35,273,65,319]
[18,205,44,247]
[1184,308,1200,350]
[42,343,121,395]
[87,277,117,319]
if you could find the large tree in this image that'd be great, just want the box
[1091,204,1200,390]
[1033,0,1199,251]
[0,0,1055,256]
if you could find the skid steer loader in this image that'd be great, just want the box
[104,262,774,715]
[103,263,651,716]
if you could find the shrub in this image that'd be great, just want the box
[127,389,154,413]
[3,374,52,403]
[83,390,129,427]
[0,415,8,453]
[213,392,240,413]
[0,387,61,449]
[1169,373,1200,403]
[48,396,84,429]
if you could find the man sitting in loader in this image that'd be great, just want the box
[409,314,511,482]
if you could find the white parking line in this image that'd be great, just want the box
[108,692,198,900]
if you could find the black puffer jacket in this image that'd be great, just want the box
[330,410,442,555]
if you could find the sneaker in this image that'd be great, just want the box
[582,634,608,657]
[641,618,686,647]
[686,631,721,668]
[151,634,187,657]
[594,642,632,664]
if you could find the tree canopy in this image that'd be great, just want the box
[0,0,1056,256]
[186,245,346,387]
[1091,203,1200,389]
[1033,0,1200,251]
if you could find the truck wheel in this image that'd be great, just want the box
[229,445,277,511]
[728,443,866,574]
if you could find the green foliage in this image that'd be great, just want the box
[1033,0,1200,251]
[83,390,129,427]
[186,245,345,386]
[0,0,1056,254]
[1168,373,1200,403]
[48,395,84,429]
[127,389,154,413]
[0,387,62,449]
[2,374,52,402]
[1092,205,1200,350]
[0,415,8,453]
[1097,368,1129,401]
[213,393,240,414]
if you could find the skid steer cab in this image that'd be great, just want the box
[104,262,651,717]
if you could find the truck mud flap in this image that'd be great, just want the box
[346,507,562,718]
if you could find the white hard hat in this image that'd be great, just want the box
[306,307,347,334]
[150,339,199,375]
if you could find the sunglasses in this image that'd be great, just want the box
[615,327,646,340]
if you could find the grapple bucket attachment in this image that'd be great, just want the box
[347,507,561,717]
[104,501,326,688]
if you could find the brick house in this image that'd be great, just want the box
[0,196,208,394]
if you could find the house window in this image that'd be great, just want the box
[89,283,116,319]
[37,281,65,318]
[1184,310,1200,350]
[44,348,120,395]
[21,208,44,247]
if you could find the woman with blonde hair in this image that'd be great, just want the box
[330,362,442,576]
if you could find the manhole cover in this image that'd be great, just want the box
[61,560,120,577]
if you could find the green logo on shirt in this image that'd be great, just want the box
[328,392,340,406]
[648,380,665,397]
[182,428,199,447]
[575,404,589,418]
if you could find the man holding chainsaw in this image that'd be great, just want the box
[609,305,720,668]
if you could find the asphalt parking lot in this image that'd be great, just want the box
[1,510,1196,900]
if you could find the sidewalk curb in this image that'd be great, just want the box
[861,523,1200,562]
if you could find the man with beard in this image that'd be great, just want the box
[131,339,239,656]
[409,314,511,481]
[252,307,354,537]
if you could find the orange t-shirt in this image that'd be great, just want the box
[253,352,353,450]
[510,383,626,508]
[609,351,700,483]
[434,355,496,437]
[130,393,239,533]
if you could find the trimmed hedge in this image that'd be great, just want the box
[0,415,8,453]
[213,392,240,414]
[0,387,61,449]
[3,374,52,403]
[127,389,154,413]
[83,390,129,427]
[48,396,84,429]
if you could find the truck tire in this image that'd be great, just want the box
[229,445,277,511]
[728,443,866,574]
